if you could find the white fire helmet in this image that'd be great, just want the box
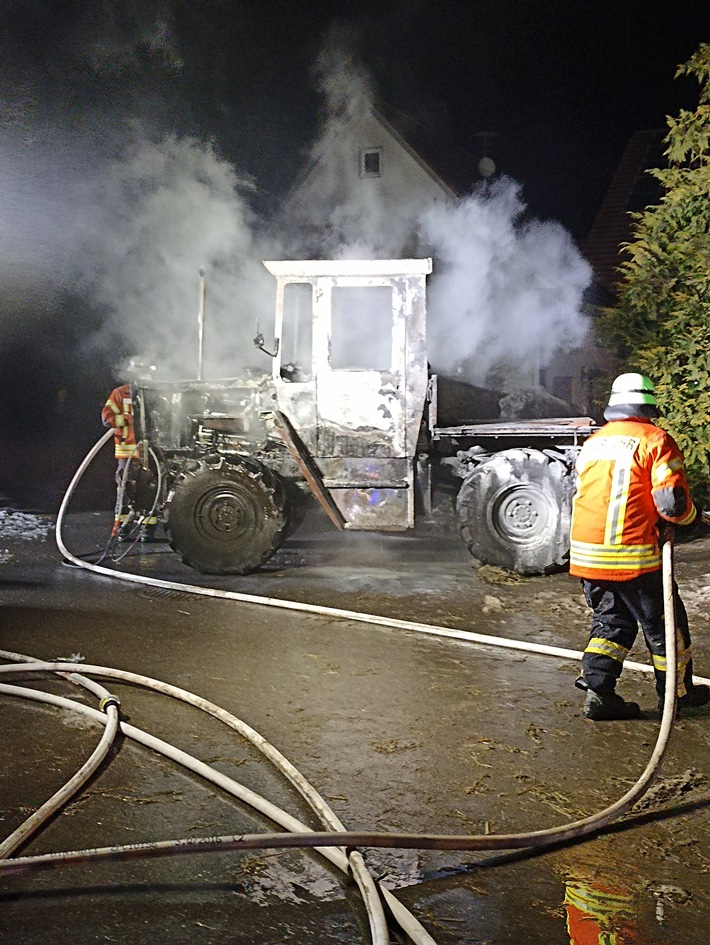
[607,372,657,409]
[124,356,156,381]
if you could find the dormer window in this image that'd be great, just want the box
[360,148,382,178]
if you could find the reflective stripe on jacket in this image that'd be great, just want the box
[101,384,137,459]
[570,418,696,581]
[564,881,637,944]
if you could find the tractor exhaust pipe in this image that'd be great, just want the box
[197,267,206,380]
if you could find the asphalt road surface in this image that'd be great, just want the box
[1,498,709,944]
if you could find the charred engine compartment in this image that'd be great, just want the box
[135,373,300,483]
[125,374,305,575]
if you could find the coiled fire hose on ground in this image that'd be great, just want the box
[0,650,400,945]
[0,546,679,873]
[0,431,704,944]
[0,667,120,860]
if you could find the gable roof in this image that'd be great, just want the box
[372,102,478,197]
[583,129,665,300]
[280,99,477,209]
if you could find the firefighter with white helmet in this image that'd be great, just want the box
[101,357,159,541]
[569,372,709,720]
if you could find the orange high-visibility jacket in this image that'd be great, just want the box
[564,881,638,944]
[570,418,696,581]
[101,384,137,460]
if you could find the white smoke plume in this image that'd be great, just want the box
[78,131,277,379]
[0,3,277,382]
[2,7,592,396]
[281,27,436,259]
[315,23,376,119]
[422,178,592,384]
[283,32,592,386]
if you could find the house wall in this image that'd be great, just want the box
[540,341,616,417]
[280,110,453,257]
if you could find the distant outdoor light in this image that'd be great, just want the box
[474,130,498,179]
[478,156,496,177]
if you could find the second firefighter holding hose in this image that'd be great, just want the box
[570,373,709,720]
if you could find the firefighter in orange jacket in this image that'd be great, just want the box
[570,373,709,720]
[101,358,158,541]
[102,382,137,483]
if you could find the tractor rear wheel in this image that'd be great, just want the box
[456,448,573,574]
[166,460,287,575]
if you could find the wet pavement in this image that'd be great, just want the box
[1,495,709,944]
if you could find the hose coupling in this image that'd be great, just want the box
[99,695,121,714]
[344,846,360,877]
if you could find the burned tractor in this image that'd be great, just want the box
[127,258,595,575]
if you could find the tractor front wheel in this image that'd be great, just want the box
[166,460,287,575]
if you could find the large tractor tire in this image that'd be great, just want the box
[165,459,287,575]
[456,448,574,575]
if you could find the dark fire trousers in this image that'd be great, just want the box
[580,569,694,698]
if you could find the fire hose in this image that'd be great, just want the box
[99,438,162,562]
[54,431,710,686]
[0,430,705,944]
[0,538,681,874]
[0,650,398,945]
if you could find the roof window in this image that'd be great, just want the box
[359,148,382,178]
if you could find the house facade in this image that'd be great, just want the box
[278,104,458,259]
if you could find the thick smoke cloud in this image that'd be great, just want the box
[78,131,276,379]
[422,179,591,384]
[0,3,276,382]
[2,6,591,400]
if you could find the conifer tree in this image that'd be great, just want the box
[600,43,710,502]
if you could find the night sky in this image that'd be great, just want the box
[0,1,707,503]
[4,2,707,237]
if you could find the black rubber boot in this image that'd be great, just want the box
[659,684,710,715]
[583,690,641,721]
[679,684,710,709]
